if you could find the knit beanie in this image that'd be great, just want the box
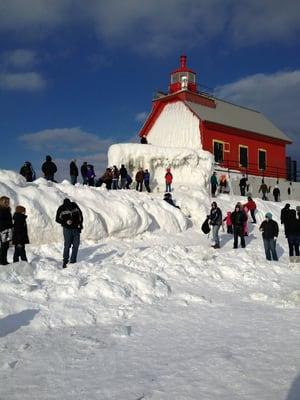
[265,212,272,219]
[15,205,26,213]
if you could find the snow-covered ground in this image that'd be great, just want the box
[0,169,300,400]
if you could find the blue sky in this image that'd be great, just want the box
[0,0,300,179]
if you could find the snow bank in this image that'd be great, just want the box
[108,143,213,191]
[0,169,197,245]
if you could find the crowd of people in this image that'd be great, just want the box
[19,155,177,195]
[211,172,291,202]
[204,198,300,263]
[0,159,295,267]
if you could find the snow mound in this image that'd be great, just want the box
[0,169,197,245]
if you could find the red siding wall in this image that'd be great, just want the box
[201,121,287,178]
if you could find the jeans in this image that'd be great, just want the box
[120,178,127,189]
[287,235,300,257]
[166,183,172,193]
[211,184,217,197]
[13,244,28,262]
[233,226,245,248]
[63,228,80,263]
[212,225,221,246]
[70,175,77,185]
[263,238,278,261]
[112,179,119,190]
[82,176,88,185]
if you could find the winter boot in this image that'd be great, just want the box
[62,261,68,269]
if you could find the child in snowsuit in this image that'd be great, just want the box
[165,168,173,192]
[223,211,233,234]
[12,206,29,262]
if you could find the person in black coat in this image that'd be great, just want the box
[119,164,128,189]
[273,186,280,202]
[163,193,180,209]
[285,208,300,262]
[239,175,247,196]
[20,161,35,182]
[231,203,247,249]
[280,203,292,237]
[0,196,13,265]
[12,206,29,262]
[81,162,88,185]
[259,212,279,261]
[69,159,79,185]
[56,198,83,268]
[42,155,57,182]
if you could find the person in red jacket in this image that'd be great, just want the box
[165,168,173,192]
[243,196,257,223]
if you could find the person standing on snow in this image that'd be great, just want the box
[42,155,57,182]
[165,168,173,193]
[208,201,222,249]
[135,168,144,192]
[112,166,119,190]
[119,164,128,189]
[81,161,88,185]
[143,169,151,193]
[259,212,279,261]
[231,203,247,249]
[12,205,29,262]
[0,196,13,265]
[55,198,83,269]
[280,203,292,238]
[258,180,268,200]
[239,175,248,196]
[87,164,96,186]
[69,159,79,185]
[243,196,257,224]
[273,186,280,202]
[223,211,233,234]
[210,172,218,197]
[20,161,36,182]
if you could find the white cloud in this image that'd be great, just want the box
[0,1,299,54]
[230,0,300,46]
[215,70,300,158]
[19,127,114,154]
[2,49,37,69]
[0,0,73,32]
[0,71,47,91]
[135,112,148,123]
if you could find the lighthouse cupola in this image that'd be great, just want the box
[169,55,197,94]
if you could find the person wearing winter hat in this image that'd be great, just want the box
[259,212,279,261]
[55,198,83,268]
[208,201,222,249]
[12,206,29,262]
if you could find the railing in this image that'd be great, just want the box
[213,158,289,181]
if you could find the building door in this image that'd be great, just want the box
[213,141,223,163]
[258,149,266,170]
[239,146,248,168]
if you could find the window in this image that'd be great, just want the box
[239,145,248,168]
[258,149,266,170]
[213,140,224,163]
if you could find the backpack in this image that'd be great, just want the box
[201,217,210,234]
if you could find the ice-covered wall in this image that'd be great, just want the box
[108,143,213,191]
[147,101,201,149]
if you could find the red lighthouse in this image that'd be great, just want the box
[139,55,292,179]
